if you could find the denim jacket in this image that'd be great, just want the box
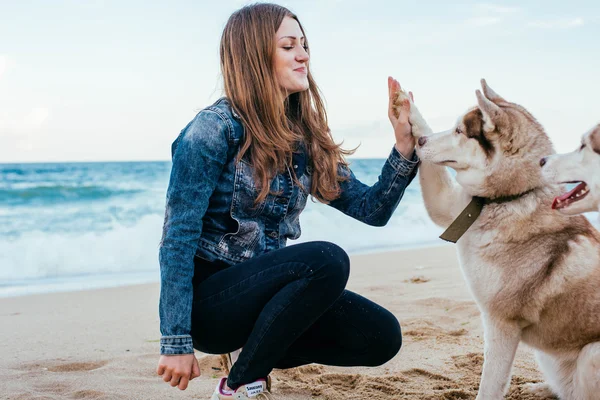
[159,98,419,355]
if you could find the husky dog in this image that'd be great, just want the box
[399,80,600,400]
[540,124,600,215]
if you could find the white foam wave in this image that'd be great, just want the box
[0,199,443,285]
[0,214,164,282]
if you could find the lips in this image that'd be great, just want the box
[294,67,307,74]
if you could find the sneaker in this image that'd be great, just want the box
[210,377,274,400]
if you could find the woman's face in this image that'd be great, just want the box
[273,16,310,96]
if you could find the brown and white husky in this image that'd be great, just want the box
[399,80,600,399]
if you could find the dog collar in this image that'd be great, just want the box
[439,189,536,243]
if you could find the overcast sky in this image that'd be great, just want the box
[1,0,599,162]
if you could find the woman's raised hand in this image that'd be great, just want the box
[388,76,416,159]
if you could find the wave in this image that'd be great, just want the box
[0,215,165,282]
[0,185,144,205]
[0,199,445,283]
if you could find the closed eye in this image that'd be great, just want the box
[283,44,309,51]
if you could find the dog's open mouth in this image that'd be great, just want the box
[552,182,590,210]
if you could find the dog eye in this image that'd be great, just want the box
[580,143,586,151]
[455,128,462,135]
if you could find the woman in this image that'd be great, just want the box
[156,3,418,399]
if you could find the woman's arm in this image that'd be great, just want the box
[158,110,230,355]
[327,148,418,226]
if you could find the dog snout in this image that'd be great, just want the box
[540,157,547,167]
[418,136,427,147]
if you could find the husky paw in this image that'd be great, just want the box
[522,382,557,398]
[392,89,427,138]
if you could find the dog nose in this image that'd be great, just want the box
[418,136,427,147]
[540,157,547,167]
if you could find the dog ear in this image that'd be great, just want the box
[476,89,506,132]
[590,124,600,154]
[480,79,505,102]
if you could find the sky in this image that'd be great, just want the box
[1,0,599,163]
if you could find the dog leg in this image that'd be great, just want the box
[475,316,521,400]
[572,342,600,400]
[532,350,576,400]
[522,382,558,399]
[399,92,469,228]
[418,162,469,228]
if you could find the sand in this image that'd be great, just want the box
[0,245,551,399]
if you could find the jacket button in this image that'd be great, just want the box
[268,231,278,239]
[276,197,287,204]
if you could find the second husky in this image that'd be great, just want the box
[400,80,600,400]
[540,123,600,216]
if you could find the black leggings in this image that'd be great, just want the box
[190,241,402,389]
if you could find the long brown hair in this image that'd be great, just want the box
[220,3,355,204]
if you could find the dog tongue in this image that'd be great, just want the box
[552,182,587,209]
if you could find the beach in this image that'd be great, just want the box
[0,245,548,400]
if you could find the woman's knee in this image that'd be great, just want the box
[307,241,350,285]
[367,312,402,366]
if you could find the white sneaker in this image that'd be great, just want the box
[210,376,274,400]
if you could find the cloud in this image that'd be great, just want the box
[528,18,585,29]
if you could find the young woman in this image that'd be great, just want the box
[156,3,418,399]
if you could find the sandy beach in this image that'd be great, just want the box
[0,245,549,399]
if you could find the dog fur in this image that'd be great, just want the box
[540,124,600,215]
[399,80,600,399]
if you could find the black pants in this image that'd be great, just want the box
[190,241,402,389]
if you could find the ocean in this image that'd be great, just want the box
[7,160,595,298]
[0,159,443,297]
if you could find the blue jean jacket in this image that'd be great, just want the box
[159,98,419,354]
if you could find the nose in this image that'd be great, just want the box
[418,136,427,147]
[297,48,309,63]
[540,157,547,167]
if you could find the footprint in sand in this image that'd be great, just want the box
[17,360,108,373]
[402,319,468,343]
[452,352,483,372]
[46,361,108,372]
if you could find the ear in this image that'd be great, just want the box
[590,124,600,154]
[480,78,505,102]
[476,89,506,132]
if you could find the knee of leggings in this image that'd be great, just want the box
[366,313,402,367]
[310,241,350,285]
